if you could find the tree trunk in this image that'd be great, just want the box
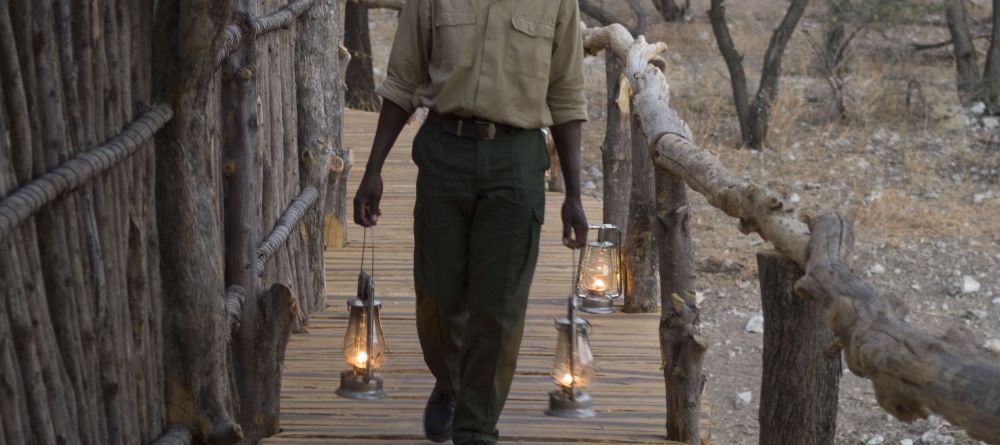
[710,0,810,149]
[656,167,703,444]
[345,0,378,111]
[757,250,840,445]
[747,0,810,149]
[652,0,690,23]
[623,105,659,313]
[153,0,241,442]
[602,52,631,231]
[946,0,983,105]
[981,0,1000,110]
[708,0,751,145]
[297,0,346,311]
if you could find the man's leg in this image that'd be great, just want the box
[412,122,479,441]
[452,129,548,445]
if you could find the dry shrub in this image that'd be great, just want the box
[853,189,1000,242]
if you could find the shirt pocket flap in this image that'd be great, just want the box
[512,16,555,39]
[436,11,476,27]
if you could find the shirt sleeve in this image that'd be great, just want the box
[374,0,430,114]
[546,0,589,125]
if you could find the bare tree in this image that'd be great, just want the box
[709,0,812,149]
[579,0,647,36]
[651,0,691,23]
[345,0,380,111]
[947,0,1000,112]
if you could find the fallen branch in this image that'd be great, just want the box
[254,186,319,276]
[910,33,989,51]
[215,0,315,66]
[583,23,1000,443]
[0,105,173,243]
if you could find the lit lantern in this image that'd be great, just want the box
[336,272,387,400]
[545,293,597,417]
[576,224,624,314]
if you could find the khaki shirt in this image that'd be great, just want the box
[375,0,589,129]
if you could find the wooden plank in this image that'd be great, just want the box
[266,110,710,445]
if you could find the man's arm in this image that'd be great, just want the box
[353,100,412,226]
[551,120,588,248]
[354,0,429,227]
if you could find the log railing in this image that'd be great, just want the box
[584,23,1000,444]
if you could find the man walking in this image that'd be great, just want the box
[352,1,588,444]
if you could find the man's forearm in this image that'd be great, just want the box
[550,120,583,199]
[365,99,413,176]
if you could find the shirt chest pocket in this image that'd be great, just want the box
[504,16,555,81]
[434,11,477,69]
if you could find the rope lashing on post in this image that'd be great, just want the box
[254,185,320,276]
[215,0,316,66]
[0,104,173,243]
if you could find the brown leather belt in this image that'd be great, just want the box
[426,110,520,140]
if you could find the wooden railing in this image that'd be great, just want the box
[584,23,1000,445]
[0,0,348,443]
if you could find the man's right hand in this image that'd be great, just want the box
[353,172,384,226]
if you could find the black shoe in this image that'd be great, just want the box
[423,387,456,443]
[454,440,492,445]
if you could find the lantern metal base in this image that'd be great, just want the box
[545,388,595,418]
[578,295,615,314]
[335,369,385,400]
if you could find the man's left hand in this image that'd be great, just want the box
[561,197,588,249]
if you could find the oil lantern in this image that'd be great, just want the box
[576,224,624,314]
[335,271,387,399]
[546,248,597,418]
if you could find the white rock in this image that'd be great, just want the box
[961,276,981,294]
[973,191,994,204]
[866,435,885,445]
[992,297,1000,305]
[695,291,706,305]
[745,315,765,334]
[584,180,597,190]
[970,101,987,115]
[734,391,752,408]
[870,264,886,274]
[899,439,914,445]
[921,430,955,445]
[788,193,801,204]
[984,339,1000,353]
[983,117,1000,130]
[864,191,883,204]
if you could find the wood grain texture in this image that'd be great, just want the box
[263,110,711,445]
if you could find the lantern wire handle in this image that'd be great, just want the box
[360,226,376,381]
[568,247,579,401]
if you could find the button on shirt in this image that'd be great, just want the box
[375,0,589,129]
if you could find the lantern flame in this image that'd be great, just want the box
[590,277,608,292]
[561,373,574,386]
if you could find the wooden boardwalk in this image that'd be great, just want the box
[264,110,708,444]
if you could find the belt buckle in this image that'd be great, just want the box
[475,120,497,139]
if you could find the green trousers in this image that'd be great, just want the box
[412,120,548,444]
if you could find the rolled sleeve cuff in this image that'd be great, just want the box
[550,105,589,126]
[375,77,417,115]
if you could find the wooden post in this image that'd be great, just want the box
[153,0,239,441]
[656,172,704,444]
[757,250,840,445]
[623,98,659,313]
[602,52,631,231]
[296,0,346,310]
